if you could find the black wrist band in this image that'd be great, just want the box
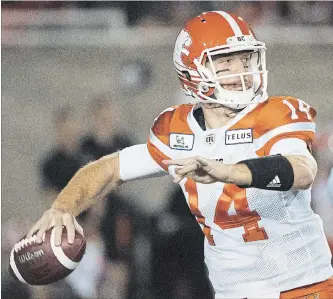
[237,155,294,191]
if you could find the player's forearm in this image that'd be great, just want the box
[51,153,122,216]
[228,154,317,190]
[225,163,252,186]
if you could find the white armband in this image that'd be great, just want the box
[270,138,313,158]
[119,144,167,182]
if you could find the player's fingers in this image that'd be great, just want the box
[193,175,214,184]
[36,222,50,244]
[195,156,210,166]
[195,157,215,172]
[176,161,200,175]
[63,213,75,244]
[54,217,63,246]
[36,215,57,243]
[162,157,194,166]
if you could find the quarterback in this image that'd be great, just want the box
[27,11,333,298]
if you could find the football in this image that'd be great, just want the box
[9,227,86,285]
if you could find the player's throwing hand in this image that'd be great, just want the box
[163,156,232,184]
[26,208,83,246]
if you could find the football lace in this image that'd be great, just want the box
[14,234,46,252]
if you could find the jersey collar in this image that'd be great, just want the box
[187,94,267,134]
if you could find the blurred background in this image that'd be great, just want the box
[2,1,333,299]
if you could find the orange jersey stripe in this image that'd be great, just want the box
[147,141,170,171]
[170,105,194,135]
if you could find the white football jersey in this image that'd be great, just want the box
[146,96,333,298]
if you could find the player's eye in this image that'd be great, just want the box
[215,57,231,63]
[216,68,230,74]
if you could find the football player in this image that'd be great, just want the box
[27,11,333,298]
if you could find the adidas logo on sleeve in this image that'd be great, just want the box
[267,176,281,188]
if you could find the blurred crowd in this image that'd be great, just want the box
[312,125,333,254]
[2,1,333,27]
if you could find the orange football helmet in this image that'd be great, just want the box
[173,11,267,109]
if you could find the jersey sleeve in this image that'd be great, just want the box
[119,144,167,182]
[147,107,175,171]
[254,97,316,157]
[147,105,194,170]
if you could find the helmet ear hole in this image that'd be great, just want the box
[198,82,215,97]
[201,85,209,93]
[182,71,191,81]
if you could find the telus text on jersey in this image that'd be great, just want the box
[227,132,252,140]
[225,128,253,145]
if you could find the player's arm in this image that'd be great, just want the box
[27,152,122,244]
[164,136,317,190]
[163,152,316,191]
[225,136,318,190]
[247,136,318,190]
[27,144,166,245]
[228,153,317,190]
[52,153,122,214]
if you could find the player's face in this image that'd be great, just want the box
[205,51,254,91]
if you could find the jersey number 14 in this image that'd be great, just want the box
[185,179,268,246]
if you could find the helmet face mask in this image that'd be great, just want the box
[196,47,267,109]
[173,11,268,110]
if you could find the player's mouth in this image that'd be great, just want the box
[221,82,252,91]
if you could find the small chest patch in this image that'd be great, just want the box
[205,133,216,146]
[170,133,194,150]
[225,128,253,145]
